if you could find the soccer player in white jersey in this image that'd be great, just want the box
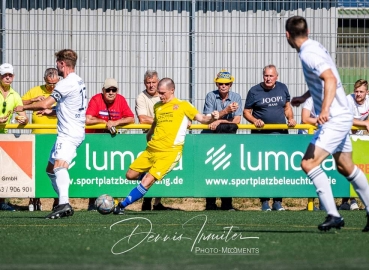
[286,16,369,232]
[15,49,87,219]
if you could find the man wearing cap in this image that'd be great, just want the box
[85,77,135,210]
[0,63,28,211]
[202,69,242,211]
[243,64,296,211]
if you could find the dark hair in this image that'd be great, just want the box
[55,49,78,68]
[285,16,308,39]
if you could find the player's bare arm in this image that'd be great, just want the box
[14,96,55,112]
[319,69,337,125]
[195,111,219,124]
[291,91,311,107]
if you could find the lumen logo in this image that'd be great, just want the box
[205,144,232,170]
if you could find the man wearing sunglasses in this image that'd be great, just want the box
[202,69,242,211]
[85,77,134,210]
[0,63,28,211]
[21,68,60,212]
[243,64,296,211]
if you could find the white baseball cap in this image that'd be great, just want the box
[103,78,118,89]
[0,63,14,75]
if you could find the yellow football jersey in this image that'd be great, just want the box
[147,98,198,151]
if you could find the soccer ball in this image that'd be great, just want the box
[95,194,115,215]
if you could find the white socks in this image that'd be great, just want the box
[307,166,340,217]
[347,166,369,214]
[54,167,70,205]
[47,172,59,196]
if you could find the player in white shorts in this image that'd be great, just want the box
[15,49,87,219]
[286,16,369,232]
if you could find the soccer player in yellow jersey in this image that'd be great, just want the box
[114,78,219,214]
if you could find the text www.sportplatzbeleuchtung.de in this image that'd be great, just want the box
[70,176,184,187]
[205,176,337,187]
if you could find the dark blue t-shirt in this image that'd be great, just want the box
[244,81,291,134]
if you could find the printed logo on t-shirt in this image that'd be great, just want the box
[262,96,283,107]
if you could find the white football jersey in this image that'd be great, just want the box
[51,72,87,144]
[346,94,369,135]
[299,39,351,123]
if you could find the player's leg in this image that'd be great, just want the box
[113,151,152,214]
[45,139,78,219]
[334,151,369,232]
[114,150,181,214]
[301,143,341,220]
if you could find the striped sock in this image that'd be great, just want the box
[121,183,148,208]
[307,166,340,217]
[347,166,369,214]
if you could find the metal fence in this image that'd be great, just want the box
[1,0,368,134]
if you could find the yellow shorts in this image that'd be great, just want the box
[129,149,182,180]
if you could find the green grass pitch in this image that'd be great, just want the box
[1,210,368,270]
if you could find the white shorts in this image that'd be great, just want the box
[311,115,353,154]
[48,137,81,165]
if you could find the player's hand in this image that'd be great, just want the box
[212,111,219,120]
[291,97,305,107]
[36,109,53,116]
[254,119,264,128]
[317,110,329,125]
[287,118,297,127]
[14,106,24,112]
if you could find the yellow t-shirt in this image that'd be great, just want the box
[0,87,23,134]
[22,85,57,134]
[147,98,198,151]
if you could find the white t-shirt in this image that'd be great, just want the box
[346,94,369,135]
[299,39,352,124]
[298,97,317,134]
[51,72,87,144]
[135,90,160,118]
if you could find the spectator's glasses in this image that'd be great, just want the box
[2,101,6,113]
[218,83,230,86]
[46,82,57,87]
[105,88,118,93]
